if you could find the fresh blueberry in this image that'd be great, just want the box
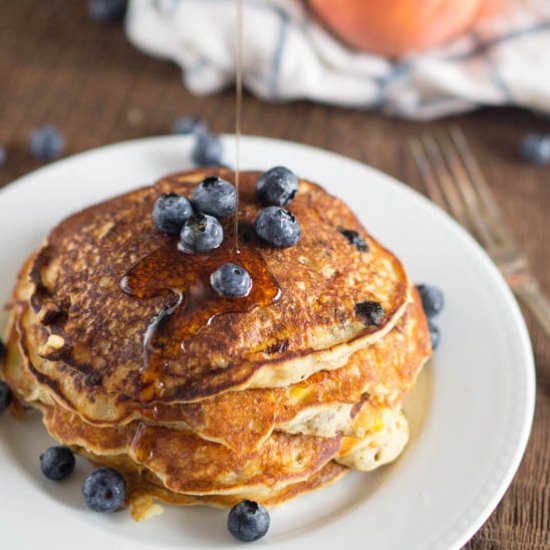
[519,133,550,165]
[416,284,445,318]
[428,322,440,350]
[211,263,252,298]
[152,193,193,234]
[192,133,223,166]
[179,214,224,253]
[256,166,299,206]
[191,176,236,219]
[0,146,6,166]
[0,380,13,416]
[29,125,64,161]
[254,206,301,248]
[40,446,76,481]
[338,228,368,252]
[354,301,385,327]
[227,500,270,542]
[171,115,208,136]
[82,467,126,513]
[87,0,127,22]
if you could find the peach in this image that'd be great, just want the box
[308,0,483,56]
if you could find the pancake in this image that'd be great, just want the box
[8,289,429,452]
[38,401,345,494]
[125,461,348,520]
[21,168,410,413]
[335,407,409,471]
[37,397,405,499]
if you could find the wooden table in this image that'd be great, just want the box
[1,2,549,548]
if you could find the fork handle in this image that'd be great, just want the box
[513,278,550,340]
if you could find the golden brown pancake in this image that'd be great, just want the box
[124,461,348,520]
[22,169,410,411]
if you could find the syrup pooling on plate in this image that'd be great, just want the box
[120,223,281,402]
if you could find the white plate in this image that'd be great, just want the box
[0,136,534,550]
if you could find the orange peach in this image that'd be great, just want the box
[308,0,483,56]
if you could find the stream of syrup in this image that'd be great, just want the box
[234,0,243,252]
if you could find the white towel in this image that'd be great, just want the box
[125,0,550,119]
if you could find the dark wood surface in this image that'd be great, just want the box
[1,2,549,548]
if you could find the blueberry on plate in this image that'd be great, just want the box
[0,380,13,416]
[211,263,252,298]
[256,166,299,206]
[82,467,126,513]
[87,0,127,22]
[428,322,440,350]
[191,176,236,218]
[152,193,193,234]
[227,500,270,542]
[192,133,223,167]
[179,214,224,253]
[40,446,76,481]
[254,207,301,248]
[171,115,208,136]
[519,133,550,165]
[416,284,445,318]
[29,125,64,161]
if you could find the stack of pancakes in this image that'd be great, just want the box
[2,169,431,519]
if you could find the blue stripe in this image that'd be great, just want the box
[447,19,550,61]
[470,31,513,103]
[270,7,289,97]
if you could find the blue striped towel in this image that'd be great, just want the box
[126,0,550,119]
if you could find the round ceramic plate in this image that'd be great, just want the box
[0,136,534,550]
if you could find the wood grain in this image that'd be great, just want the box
[1,1,549,547]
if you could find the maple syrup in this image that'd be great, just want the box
[234,0,244,252]
[120,222,280,403]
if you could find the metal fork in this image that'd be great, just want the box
[410,125,550,340]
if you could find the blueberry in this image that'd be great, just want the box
[179,214,224,253]
[82,467,126,513]
[428,322,440,350]
[0,146,6,166]
[0,380,13,416]
[191,176,236,219]
[256,166,299,206]
[211,263,252,298]
[227,500,270,542]
[519,133,550,165]
[87,0,127,22]
[171,115,208,136]
[152,193,193,234]
[40,446,75,481]
[354,301,385,327]
[192,133,223,167]
[29,125,64,161]
[338,228,368,252]
[416,284,445,318]
[254,206,301,248]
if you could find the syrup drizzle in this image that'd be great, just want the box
[234,0,244,253]
[121,223,281,403]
